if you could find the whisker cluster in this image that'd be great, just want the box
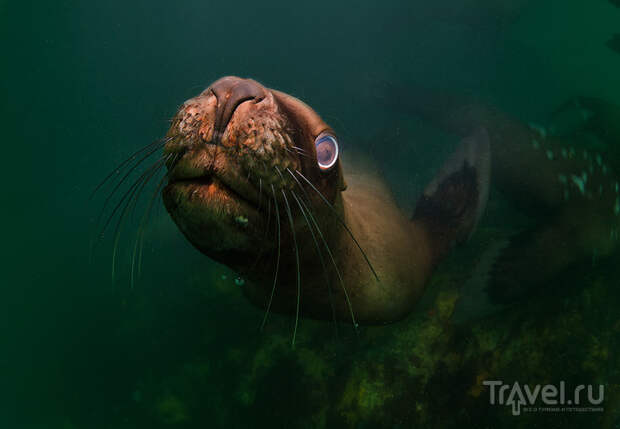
[256,163,385,345]
[91,137,172,282]
[92,133,380,347]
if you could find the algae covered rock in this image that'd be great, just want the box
[131,227,620,428]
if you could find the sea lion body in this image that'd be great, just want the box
[161,77,620,326]
[162,77,489,325]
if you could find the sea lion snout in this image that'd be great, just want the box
[168,77,274,146]
[161,77,314,264]
[165,77,300,189]
[208,76,268,142]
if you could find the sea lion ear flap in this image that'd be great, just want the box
[337,161,347,191]
[413,126,491,246]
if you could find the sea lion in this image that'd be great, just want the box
[161,76,490,328]
[160,76,620,330]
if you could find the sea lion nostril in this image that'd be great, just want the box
[210,78,267,141]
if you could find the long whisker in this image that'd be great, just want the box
[96,141,168,229]
[281,189,301,348]
[130,154,174,288]
[285,167,314,208]
[246,195,273,279]
[263,196,272,239]
[291,145,308,154]
[136,172,171,279]
[110,157,167,279]
[90,137,169,200]
[295,169,381,283]
[128,153,172,221]
[101,156,165,238]
[294,187,358,331]
[285,146,310,159]
[88,139,168,264]
[291,190,339,336]
[261,187,281,331]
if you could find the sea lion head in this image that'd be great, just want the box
[162,76,346,275]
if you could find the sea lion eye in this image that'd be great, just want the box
[314,133,339,171]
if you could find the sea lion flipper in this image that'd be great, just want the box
[453,223,577,324]
[451,238,511,324]
[454,208,618,323]
[453,226,560,324]
[413,127,491,262]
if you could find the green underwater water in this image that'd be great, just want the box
[3,0,620,428]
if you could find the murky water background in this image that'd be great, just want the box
[3,1,620,428]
